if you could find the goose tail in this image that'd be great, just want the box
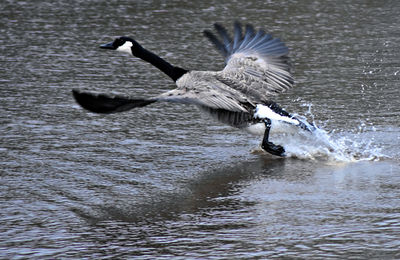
[72,89,157,114]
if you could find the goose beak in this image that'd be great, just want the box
[100,41,115,50]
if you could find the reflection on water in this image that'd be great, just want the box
[77,157,286,224]
[1,0,400,258]
[50,159,400,258]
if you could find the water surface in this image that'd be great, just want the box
[1,0,399,258]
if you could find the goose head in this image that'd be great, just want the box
[100,36,142,56]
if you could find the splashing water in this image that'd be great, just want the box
[271,125,380,162]
[266,113,385,162]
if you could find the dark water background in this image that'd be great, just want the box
[1,0,400,258]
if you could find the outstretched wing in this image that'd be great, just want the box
[72,89,156,114]
[204,22,293,101]
[72,87,255,128]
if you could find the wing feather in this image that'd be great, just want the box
[156,71,256,114]
[214,23,232,47]
[204,22,294,100]
[199,106,255,128]
[203,30,227,57]
[231,21,243,52]
[157,87,248,112]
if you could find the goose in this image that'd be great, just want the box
[72,22,315,157]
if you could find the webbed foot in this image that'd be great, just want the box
[262,142,285,157]
[261,118,286,157]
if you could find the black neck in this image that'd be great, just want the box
[133,47,188,82]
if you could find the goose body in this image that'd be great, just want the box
[73,22,315,156]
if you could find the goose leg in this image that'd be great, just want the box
[261,118,285,157]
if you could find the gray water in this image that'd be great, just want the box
[1,0,400,258]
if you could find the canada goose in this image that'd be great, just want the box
[72,22,315,156]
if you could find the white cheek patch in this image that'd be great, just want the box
[116,41,133,55]
[254,104,299,125]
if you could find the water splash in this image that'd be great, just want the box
[260,103,386,162]
[268,121,386,162]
